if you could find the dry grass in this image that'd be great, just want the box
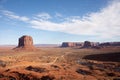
[0,47,120,67]
[0,47,120,80]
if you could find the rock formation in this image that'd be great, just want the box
[82,41,92,48]
[14,35,36,50]
[61,42,83,47]
[61,41,120,49]
[82,41,100,49]
[61,42,76,47]
[99,42,120,47]
[61,41,100,49]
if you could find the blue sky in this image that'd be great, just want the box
[0,0,120,45]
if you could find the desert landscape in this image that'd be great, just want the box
[0,35,120,80]
[0,0,120,80]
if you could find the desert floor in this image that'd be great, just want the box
[0,46,120,80]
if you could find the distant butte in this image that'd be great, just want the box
[61,41,120,49]
[14,35,36,51]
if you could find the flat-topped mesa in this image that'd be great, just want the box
[61,41,100,49]
[61,41,120,49]
[61,42,83,47]
[18,35,33,47]
[82,41,100,49]
[14,35,36,51]
[82,41,92,48]
[61,42,76,47]
[99,42,120,47]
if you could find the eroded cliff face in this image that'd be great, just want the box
[61,42,77,47]
[61,41,100,48]
[18,35,33,47]
[14,35,36,51]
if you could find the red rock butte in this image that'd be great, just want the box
[14,35,36,51]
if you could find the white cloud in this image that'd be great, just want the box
[30,0,120,38]
[36,12,51,20]
[20,16,29,21]
[1,0,120,39]
[1,10,29,21]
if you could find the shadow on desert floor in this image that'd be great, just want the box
[83,52,120,62]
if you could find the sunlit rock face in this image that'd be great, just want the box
[18,35,33,47]
[61,42,84,48]
[82,41,100,49]
[83,41,92,48]
[61,42,77,47]
[14,35,36,51]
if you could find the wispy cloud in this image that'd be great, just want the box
[1,0,120,39]
[1,10,29,21]
[35,12,52,20]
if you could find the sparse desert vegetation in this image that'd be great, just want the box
[1,0,120,79]
[0,46,120,80]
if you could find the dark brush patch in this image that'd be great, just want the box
[40,75,55,80]
[0,60,6,67]
[11,71,41,80]
[25,66,48,73]
[0,74,4,78]
[76,69,92,75]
